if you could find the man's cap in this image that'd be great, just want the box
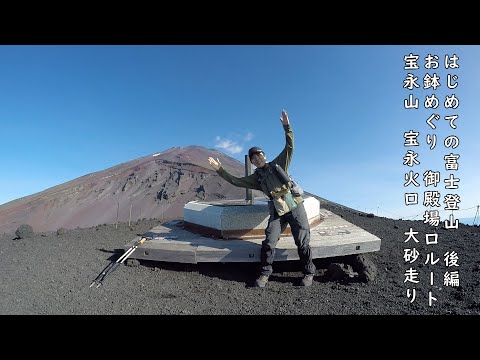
[248,146,264,159]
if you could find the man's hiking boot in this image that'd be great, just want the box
[254,274,269,288]
[300,274,314,287]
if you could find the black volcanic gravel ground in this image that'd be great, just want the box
[1,203,479,315]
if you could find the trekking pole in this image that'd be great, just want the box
[90,237,148,288]
[90,245,137,288]
[91,237,147,288]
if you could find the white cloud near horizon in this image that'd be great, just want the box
[214,136,243,154]
[214,131,255,155]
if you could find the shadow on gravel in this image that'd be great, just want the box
[131,256,358,287]
[97,248,125,262]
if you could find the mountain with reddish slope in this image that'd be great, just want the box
[0,146,261,233]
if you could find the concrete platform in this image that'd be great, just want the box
[183,196,321,239]
[124,208,382,264]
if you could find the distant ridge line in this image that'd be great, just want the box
[305,192,370,216]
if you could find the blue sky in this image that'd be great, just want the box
[1,45,479,224]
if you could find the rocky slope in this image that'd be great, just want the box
[1,199,478,315]
[0,146,262,233]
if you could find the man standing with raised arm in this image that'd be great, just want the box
[208,110,316,287]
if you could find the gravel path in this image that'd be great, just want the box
[1,204,479,315]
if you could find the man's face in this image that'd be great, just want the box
[250,152,266,168]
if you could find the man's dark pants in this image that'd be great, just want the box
[260,201,316,276]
